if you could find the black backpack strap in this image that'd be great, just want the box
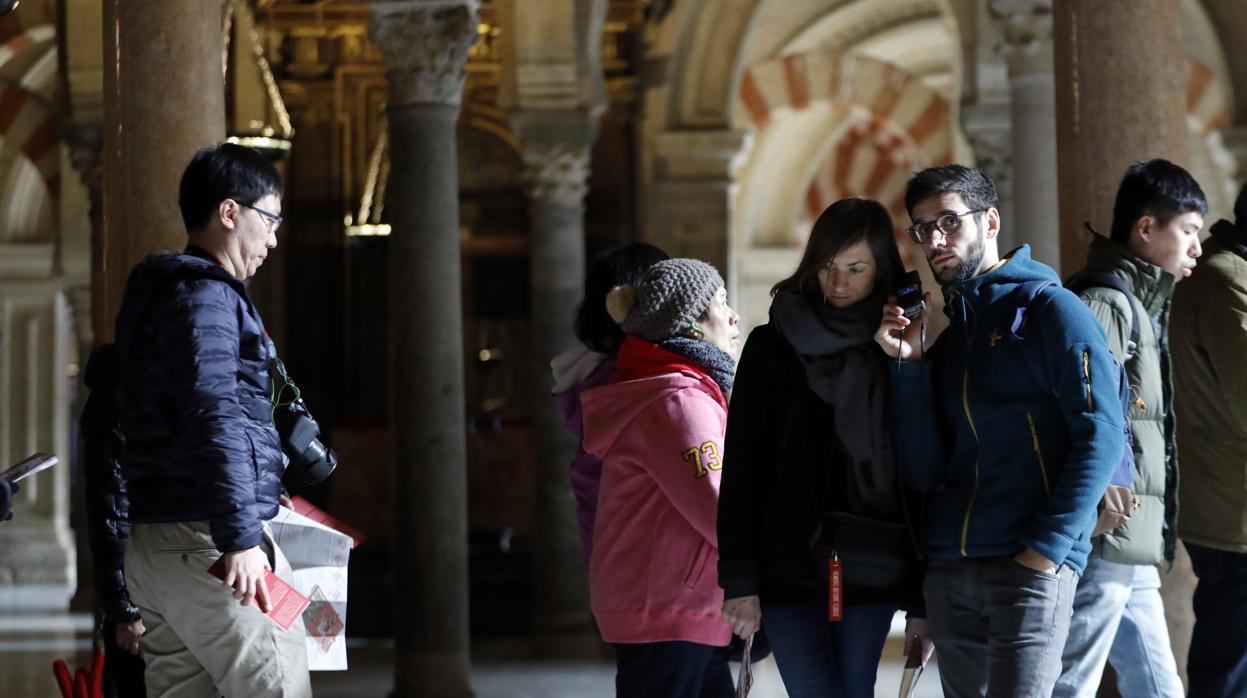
[1066,271,1141,360]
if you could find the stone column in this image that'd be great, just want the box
[515,114,595,651]
[1053,0,1187,274]
[648,130,751,297]
[963,102,1016,251]
[66,124,106,612]
[368,2,478,696]
[991,0,1060,270]
[1054,0,1193,685]
[99,0,226,342]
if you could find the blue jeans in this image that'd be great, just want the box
[923,557,1077,698]
[761,603,896,698]
[1187,541,1247,697]
[1053,554,1183,697]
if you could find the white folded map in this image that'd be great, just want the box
[2,453,57,482]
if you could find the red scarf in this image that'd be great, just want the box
[613,335,726,408]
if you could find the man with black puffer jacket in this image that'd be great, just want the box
[114,143,310,698]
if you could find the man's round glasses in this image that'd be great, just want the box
[238,202,283,234]
[906,209,986,245]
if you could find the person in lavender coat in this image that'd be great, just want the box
[551,243,668,569]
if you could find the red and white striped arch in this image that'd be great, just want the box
[0,23,59,237]
[739,51,953,168]
[800,111,926,252]
[739,51,953,264]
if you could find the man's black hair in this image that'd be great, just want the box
[1110,159,1207,245]
[903,164,998,218]
[575,243,669,355]
[178,143,283,233]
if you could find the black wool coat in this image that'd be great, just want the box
[716,323,925,614]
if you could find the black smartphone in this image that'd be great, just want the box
[897,270,925,319]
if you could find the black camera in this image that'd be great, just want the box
[274,397,337,484]
[267,338,337,484]
[896,270,925,319]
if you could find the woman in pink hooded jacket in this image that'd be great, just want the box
[581,258,741,698]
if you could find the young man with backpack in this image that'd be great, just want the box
[1053,159,1205,698]
[876,165,1126,698]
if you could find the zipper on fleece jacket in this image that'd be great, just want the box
[959,299,980,557]
[1027,412,1051,496]
[1082,350,1094,411]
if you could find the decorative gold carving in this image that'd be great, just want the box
[367,0,481,107]
[224,0,296,138]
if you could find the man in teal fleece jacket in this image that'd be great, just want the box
[875,165,1125,698]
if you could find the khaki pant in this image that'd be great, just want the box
[125,521,312,698]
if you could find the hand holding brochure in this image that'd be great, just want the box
[735,633,754,698]
[207,557,310,631]
[2,453,57,483]
[899,634,926,698]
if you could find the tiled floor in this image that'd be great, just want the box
[309,642,943,697]
[0,613,943,697]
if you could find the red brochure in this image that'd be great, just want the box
[290,496,367,548]
[207,558,310,631]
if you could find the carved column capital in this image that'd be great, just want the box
[368,0,480,107]
[522,141,591,210]
[967,128,1014,198]
[64,122,104,221]
[990,0,1053,74]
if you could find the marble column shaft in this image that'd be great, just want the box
[523,137,593,643]
[1053,0,1188,274]
[99,0,226,342]
[992,0,1060,271]
[368,2,478,696]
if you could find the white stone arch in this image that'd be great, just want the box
[642,0,764,131]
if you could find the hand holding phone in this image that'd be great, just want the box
[896,270,925,319]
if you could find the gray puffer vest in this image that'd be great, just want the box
[1076,236,1176,566]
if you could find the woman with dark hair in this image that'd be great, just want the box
[552,242,668,569]
[717,198,932,697]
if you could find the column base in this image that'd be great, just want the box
[391,650,473,698]
[0,523,75,611]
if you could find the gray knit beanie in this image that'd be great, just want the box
[605,258,724,342]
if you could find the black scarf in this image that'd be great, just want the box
[769,290,896,509]
[658,336,736,396]
[1211,219,1247,261]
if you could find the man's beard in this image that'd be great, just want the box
[930,234,986,284]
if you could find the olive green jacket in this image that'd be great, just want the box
[1172,226,1247,553]
[1076,236,1176,566]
